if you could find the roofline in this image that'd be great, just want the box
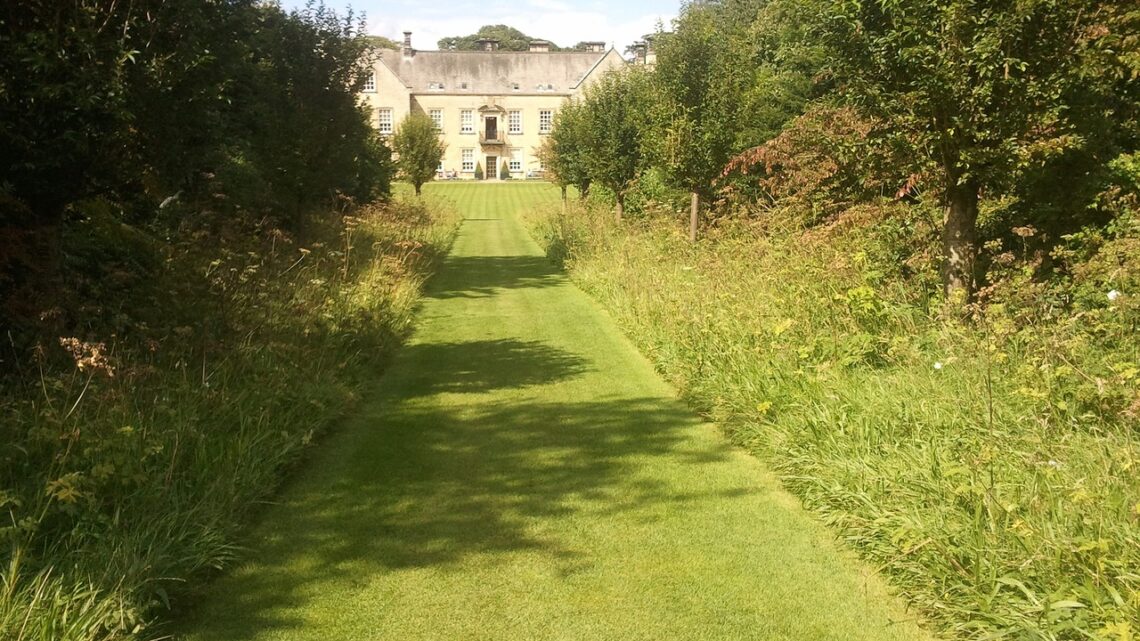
[572,48,623,90]
[411,92,573,98]
[416,91,574,97]
[374,55,412,89]
[374,47,608,56]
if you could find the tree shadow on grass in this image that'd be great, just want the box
[172,336,757,640]
[389,338,590,397]
[427,255,564,299]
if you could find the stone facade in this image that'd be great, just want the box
[360,33,627,180]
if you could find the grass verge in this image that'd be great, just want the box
[0,190,459,640]
[525,198,1140,641]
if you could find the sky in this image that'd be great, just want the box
[285,0,680,53]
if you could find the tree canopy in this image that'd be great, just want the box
[576,70,655,220]
[437,24,561,51]
[392,113,446,196]
[549,0,1138,297]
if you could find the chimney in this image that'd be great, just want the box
[584,41,606,53]
[402,31,414,58]
[529,40,551,53]
[477,38,500,52]
[633,41,647,64]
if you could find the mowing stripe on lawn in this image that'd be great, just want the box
[177,182,934,641]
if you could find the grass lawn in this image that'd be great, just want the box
[174,181,935,640]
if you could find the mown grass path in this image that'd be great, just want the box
[179,182,933,641]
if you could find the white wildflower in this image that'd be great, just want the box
[1107,289,1121,302]
[933,362,943,370]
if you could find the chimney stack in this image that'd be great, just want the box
[402,31,414,58]
[477,38,500,52]
[529,40,551,53]
[583,41,606,53]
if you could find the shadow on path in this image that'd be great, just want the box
[389,339,590,397]
[428,255,564,299]
[183,342,737,638]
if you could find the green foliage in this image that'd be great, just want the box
[0,1,389,230]
[811,0,1132,293]
[500,160,511,180]
[393,113,446,196]
[474,162,484,181]
[817,0,1097,189]
[0,195,459,640]
[651,0,768,199]
[544,101,593,196]
[367,35,401,49]
[437,24,559,51]
[530,197,1140,641]
[576,69,656,214]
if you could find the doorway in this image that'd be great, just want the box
[485,156,497,180]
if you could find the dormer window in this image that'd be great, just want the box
[362,71,376,92]
[512,82,520,91]
[536,83,555,92]
[428,81,444,91]
[460,81,469,90]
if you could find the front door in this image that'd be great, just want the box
[485,156,497,180]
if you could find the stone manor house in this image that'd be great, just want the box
[360,32,628,179]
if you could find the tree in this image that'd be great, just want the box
[501,160,511,180]
[652,0,761,241]
[544,101,593,202]
[438,25,558,51]
[392,112,445,196]
[578,69,654,220]
[816,0,1112,298]
[367,35,401,49]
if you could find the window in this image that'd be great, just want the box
[512,82,520,91]
[539,109,553,134]
[362,70,376,92]
[428,81,444,90]
[461,149,474,172]
[509,148,523,173]
[508,110,522,135]
[536,83,554,92]
[377,108,393,134]
[460,109,474,134]
[429,108,444,131]
[460,81,469,90]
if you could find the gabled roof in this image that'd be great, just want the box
[376,49,620,95]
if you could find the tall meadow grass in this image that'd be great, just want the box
[0,194,459,640]
[528,199,1140,640]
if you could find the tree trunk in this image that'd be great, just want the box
[414,182,422,197]
[943,179,979,300]
[689,191,699,243]
[615,193,624,222]
[560,185,567,216]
